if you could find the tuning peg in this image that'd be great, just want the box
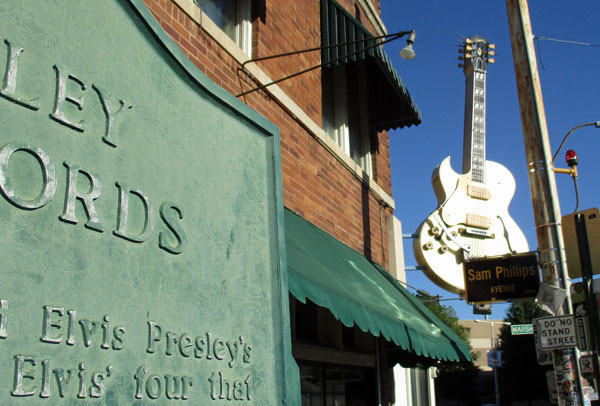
[488,58,495,63]
[458,56,465,60]
[465,53,472,58]
[488,50,495,56]
[458,48,464,53]
[466,38,472,44]
[489,44,496,49]
[458,63,464,68]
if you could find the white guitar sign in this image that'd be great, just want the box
[413,36,529,294]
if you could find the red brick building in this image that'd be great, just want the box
[140,0,470,404]
[142,0,415,265]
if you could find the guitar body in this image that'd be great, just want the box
[413,36,529,295]
[413,156,529,294]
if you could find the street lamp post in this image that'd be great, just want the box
[475,319,511,406]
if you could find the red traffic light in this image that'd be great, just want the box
[566,149,578,167]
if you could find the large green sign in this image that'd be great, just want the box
[0,1,297,404]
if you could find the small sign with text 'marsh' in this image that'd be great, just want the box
[463,252,540,304]
[511,324,534,335]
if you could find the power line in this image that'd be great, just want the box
[394,278,431,294]
[534,35,600,70]
[419,296,465,303]
[418,39,462,47]
[399,281,465,303]
[534,36,600,48]
[400,0,463,45]
[428,0,465,43]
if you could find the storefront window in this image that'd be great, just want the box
[300,364,376,406]
[410,367,431,406]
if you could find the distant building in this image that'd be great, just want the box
[459,319,505,371]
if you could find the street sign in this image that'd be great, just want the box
[533,320,553,365]
[536,315,578,349]
[511,324,534,335]
[580,355,595,374]
[487,349,502,368]
[570,279,600,352]
[473,303,492,315]
[546,371,558,404]
[463,252,540,303]
[562,208,600,278]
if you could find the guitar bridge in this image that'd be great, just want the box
[459,226,495,239]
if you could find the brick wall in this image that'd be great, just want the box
[252,0,322,126]
[143,0,393,267]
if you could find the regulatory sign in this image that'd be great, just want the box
[487,350,502,368]
[580,355,595,374]
[533,320,553,365]
[511,324,534,335]
[562,208,600,278]
[536,315,578,349]
[473,303,492,315]
[464,252,540,303]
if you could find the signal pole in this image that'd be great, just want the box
[505,0,584,405]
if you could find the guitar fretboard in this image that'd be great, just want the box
[462,69,487,184]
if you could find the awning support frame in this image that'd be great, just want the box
[236,30,413,97]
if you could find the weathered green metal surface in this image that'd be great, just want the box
[0,0,298,404]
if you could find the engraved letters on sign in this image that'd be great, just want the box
[0,39,187,255]
[3,303,255,401]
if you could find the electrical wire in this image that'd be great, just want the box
[394,278,431,295]
[396,279,465,303]
[552,122,599,163]
[572,177,580,213]
[535,36,600,70]
[429,0,465,43]
[399,0,464,45]
[534,36,600,48]
[419,296,465,303]
[418,39,462,47]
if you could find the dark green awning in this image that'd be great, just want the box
[321,0,422,131]
[284,208,471,363]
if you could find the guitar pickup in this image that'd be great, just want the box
[467,185,491,200]
[465,213,493,229]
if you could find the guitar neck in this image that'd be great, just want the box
[462,68,486,184]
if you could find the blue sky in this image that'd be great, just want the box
[381,1,600,320]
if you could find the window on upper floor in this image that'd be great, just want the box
[193,0,252,56]
[320,0,422,179]
[322,62,372,177]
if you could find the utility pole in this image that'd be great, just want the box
[505,1,584,405]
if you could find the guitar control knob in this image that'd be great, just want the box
[423,242,434,250]
[438,246,449,254]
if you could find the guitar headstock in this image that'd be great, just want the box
[458,36,495,74]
